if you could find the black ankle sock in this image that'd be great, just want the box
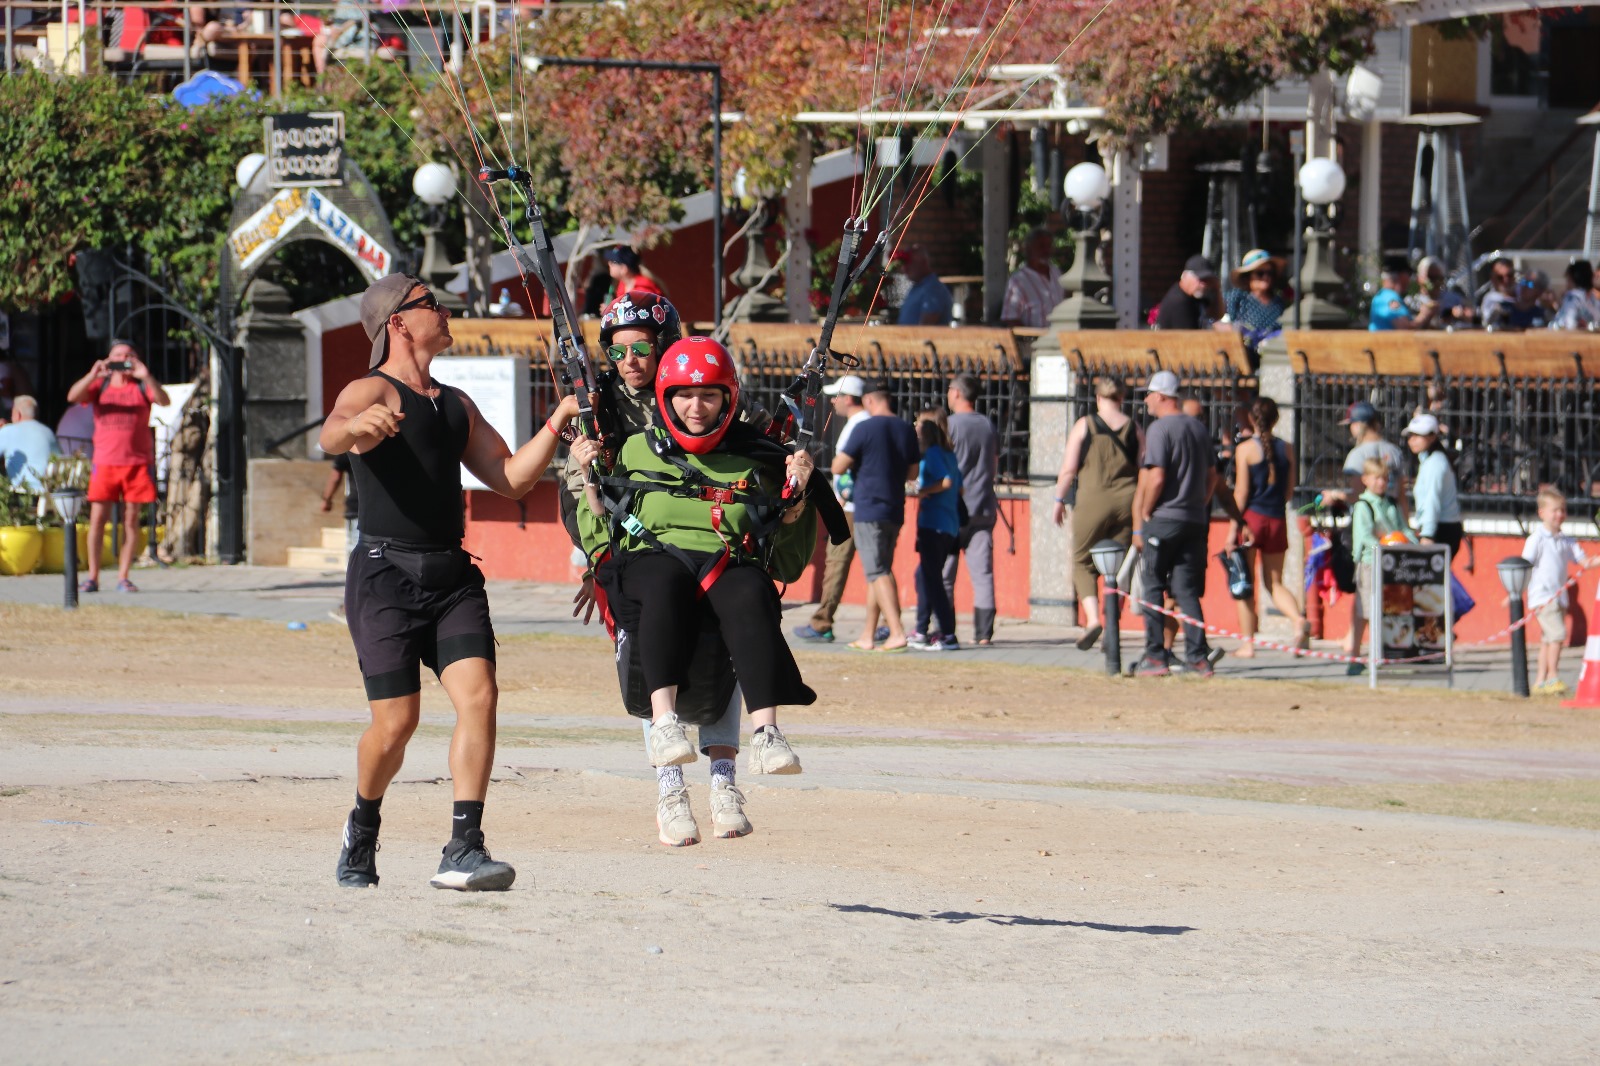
[451,800,485,839]
[754,725,771,735]
[352,792,382,829]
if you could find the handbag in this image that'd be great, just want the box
[1449,573,1475,619]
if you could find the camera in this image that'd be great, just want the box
[106,360,133,372]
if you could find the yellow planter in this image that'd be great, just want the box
[0,525,44,575]
[37,527,66,573]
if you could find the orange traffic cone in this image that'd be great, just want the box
[1564,584,1600,708]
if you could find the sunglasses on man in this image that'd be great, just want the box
[396,291,441,313]
[606,340,655,362]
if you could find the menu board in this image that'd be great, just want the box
[431,356,531,491]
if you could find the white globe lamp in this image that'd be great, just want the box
[1063,161,1111,210]
[413,162,458,207]
[1297,157,1346,206]
[235,152,266,190]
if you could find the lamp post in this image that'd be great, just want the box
[413,163,466,314]
[1050,161,1117,330]
[1498,556,1533,698]
[50,489,85,611]
[1090,538,1129,677]
[1295,157,1350,328]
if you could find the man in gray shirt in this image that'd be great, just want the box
[1131,371,1251,677]
[941,374,1000,644]
[1325,401,1408,518]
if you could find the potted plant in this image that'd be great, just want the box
[35,455,91,573]
[0,472,43,575]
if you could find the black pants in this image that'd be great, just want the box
[915,528,957,638]
[1430,522,1463,559]
[619,551,815,710]
[1141,517,1210,666]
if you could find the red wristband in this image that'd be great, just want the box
[544,417,558,437]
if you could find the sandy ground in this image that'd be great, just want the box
[3,604,1600,1063]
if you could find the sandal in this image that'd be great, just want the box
[116,579,139,593]
[1074,625,1103,652]
[78,578,99,593]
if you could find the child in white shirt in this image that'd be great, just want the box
[1521,487,1600,695]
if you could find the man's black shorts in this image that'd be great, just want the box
[345,546,496,700]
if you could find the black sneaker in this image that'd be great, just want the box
[1186,657,1216,679]
[429,828,517,891]
[1134,655,1171,678]
[336,815,380,888]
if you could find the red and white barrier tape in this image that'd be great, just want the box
[1102,575,1579,667]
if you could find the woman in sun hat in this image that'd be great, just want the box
[1222,249,1290,365]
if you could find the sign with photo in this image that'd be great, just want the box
[1370,543,1453,685]
[265,112,345,187]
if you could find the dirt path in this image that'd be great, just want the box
[3,604,1600,1062]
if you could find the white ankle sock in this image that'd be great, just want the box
[657,765,685,795]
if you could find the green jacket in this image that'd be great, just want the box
[1350,490,1413,565]
[578,425,816,583]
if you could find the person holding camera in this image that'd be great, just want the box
[65,343,170,594]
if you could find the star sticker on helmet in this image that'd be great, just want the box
[690,370,704,382]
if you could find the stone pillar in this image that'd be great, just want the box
[1358,120,1382,271]
[1028,347,1074,626]
[236,275,310,459]
[1255,335,1306,626]
[784,135,814,323]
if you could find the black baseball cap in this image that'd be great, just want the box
[1184,254,1216,280]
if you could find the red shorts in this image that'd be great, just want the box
[1244,509,1289,555]
[88,463,158,504]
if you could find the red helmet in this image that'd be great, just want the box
[599,291,682,350]
[656,337,739,454]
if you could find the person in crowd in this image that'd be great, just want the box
[894,245,954,327]
[1153,255,1218,330]
[1368,257,1438,331]
[1479,257,1517,327]
[572,338,815,843]
[1131,370,1252,677]
[1320,401,1408,656]
[311,1,385,73]
[320,273,580,891]
[1346,457,1414,675]
[1221,249,1290,352]
[1051,378,1140,651]
[1224,397,1308,656]
[65,344,170,594]
[1412,256,1473,328]
[1522,486,1600,695]
[0,396,60,492]
[1550,260,1599,330]
[941,374,1000,645]
[1000,227,1061,329]
[601,245,665,303]
[907,413,963,650]
[1506,270,1552,329]
[795,374,870,642]
[1404,412,1462,558]
[833,380,921,651]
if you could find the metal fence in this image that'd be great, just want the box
[1294,370,1600,518]
[729,339,1029,480]
[1065,354,1260,460]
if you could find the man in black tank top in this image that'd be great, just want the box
[319,273,581,891]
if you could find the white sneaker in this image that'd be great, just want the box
[647,713,697,767]
[709,782,753,838]
[656,786,700,847]
[747,727,802,775]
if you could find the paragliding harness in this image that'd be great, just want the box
[590,422,806,724]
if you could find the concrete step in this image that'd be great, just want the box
[285,546,347,571]
[320,526,351,551]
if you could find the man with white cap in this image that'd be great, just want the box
[318,272,579,891]
[1131,370,1252,677]
[795,373,870,641]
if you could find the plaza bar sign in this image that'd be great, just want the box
[304,189,391,281]
[227,186,393,282]
[265,112,345,187]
